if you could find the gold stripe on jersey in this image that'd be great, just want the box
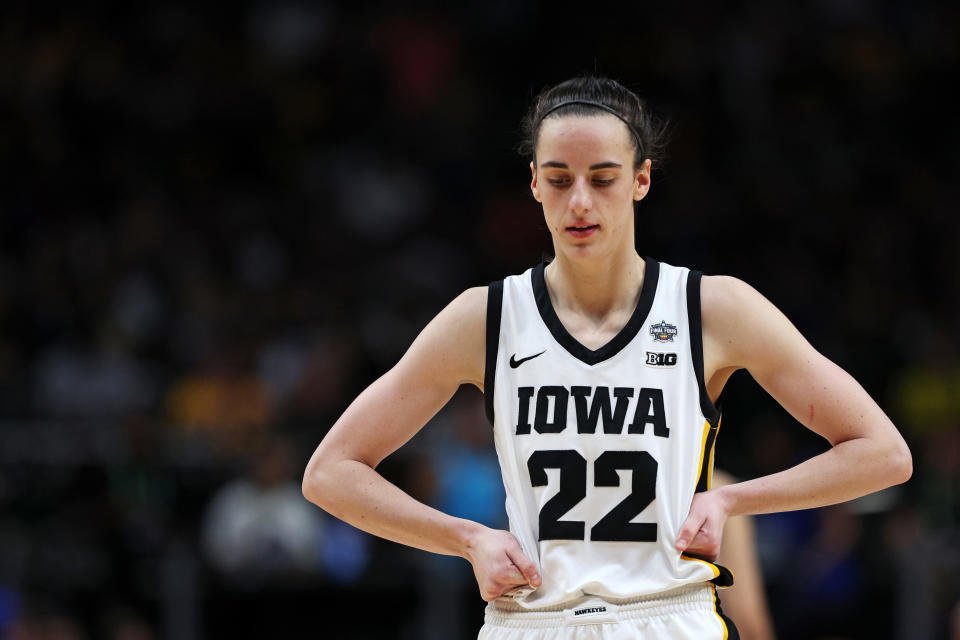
[694,419,711,492]
[684,415,736,590]
[706,416,722,490]
[696,419,710,484]
[694,415,722,494]
[680,420,715,578]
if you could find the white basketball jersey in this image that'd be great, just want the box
[483,257,731,609]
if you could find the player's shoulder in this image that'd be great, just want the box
[698,272,804,370]
[396,286,490,388]
[445,285,488,324]
[699,274,765,318]
[427,285,496,347]
[446,268,528,322]
[697,274,774,360]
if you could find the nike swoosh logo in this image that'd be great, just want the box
[509,350,546,368]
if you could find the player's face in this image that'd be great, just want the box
[531,114,651,259]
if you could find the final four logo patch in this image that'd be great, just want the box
[649,320,678,343]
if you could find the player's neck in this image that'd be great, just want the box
[544,250,646,322]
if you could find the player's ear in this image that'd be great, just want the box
[634,158,652,201]
[530,161,542,202]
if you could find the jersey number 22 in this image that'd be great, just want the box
[527,450,657,542]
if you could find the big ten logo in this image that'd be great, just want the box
[645,352,677,368]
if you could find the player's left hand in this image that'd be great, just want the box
[675,488,729,562]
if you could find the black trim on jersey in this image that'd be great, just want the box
[484,280,504,425]
[711,562,735,588]
[686,270,721,425]
[531,257,660,366]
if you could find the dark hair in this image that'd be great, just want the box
[520,76,668,169]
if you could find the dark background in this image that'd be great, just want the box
[1,2,958,639]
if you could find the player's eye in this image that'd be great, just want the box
[547,177,570,186]
[593,178,614,187]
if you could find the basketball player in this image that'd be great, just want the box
[302,77,912,639]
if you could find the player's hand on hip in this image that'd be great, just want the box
[675,489,730,562]
[466,526,541,602]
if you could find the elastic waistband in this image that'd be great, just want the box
[484,583,716,629]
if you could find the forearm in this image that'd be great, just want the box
[303,457,484,559]
[718,434,911,517]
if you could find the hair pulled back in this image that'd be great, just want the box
[520,76,668,170]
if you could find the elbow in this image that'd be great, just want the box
[894,441,913,485]
[302,455,333,508]
[886,433,913,486]
[301,469,316,504]
[301,465,319,505]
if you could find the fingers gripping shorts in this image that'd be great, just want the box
[478,583,739,640]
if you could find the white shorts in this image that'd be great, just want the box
[478,583,738,640]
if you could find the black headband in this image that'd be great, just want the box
[536,99,645,160]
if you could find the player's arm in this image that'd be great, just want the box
[302,287,540,600]
[676,276,911,558]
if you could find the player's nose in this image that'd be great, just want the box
[568,176,592,214]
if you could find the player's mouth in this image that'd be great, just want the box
[566,224,599,239]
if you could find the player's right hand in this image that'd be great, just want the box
[675,488,729,561]
[465,526,541,602]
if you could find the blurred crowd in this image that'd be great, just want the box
[0,2,958,639]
